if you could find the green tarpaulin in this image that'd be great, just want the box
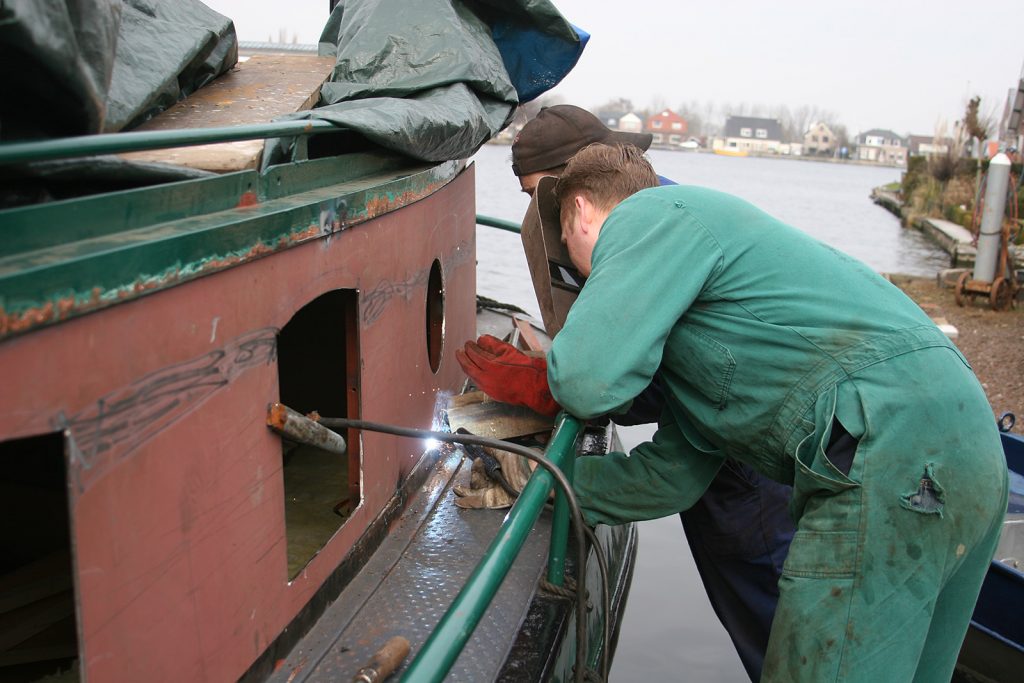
[0,0,584,170]
[265,0,583,165]
[0,0,237,140]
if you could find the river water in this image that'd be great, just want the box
[470,144,949,681]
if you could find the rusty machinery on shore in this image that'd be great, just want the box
[956,153,1021,311]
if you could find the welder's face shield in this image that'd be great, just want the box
[520,175,584,337]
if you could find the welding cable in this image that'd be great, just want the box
[317,417,610,683]
[459,427,608,682]
[582,523,611,682]
[456,426,608,682]
[455,427,521,498]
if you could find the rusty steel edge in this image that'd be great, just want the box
[0,158,463,342]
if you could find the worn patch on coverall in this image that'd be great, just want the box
[900,463,945,516]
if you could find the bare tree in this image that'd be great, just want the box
[701,100,721,136]
[648,95,668,116]
[773,104,795,141]
[676,99,706,137]
[594,97,636,115]
[662,98,852,143]
[789,105,822,141]
[827,122,850,152]
[721,101,745,118]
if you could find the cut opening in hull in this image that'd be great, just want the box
[0,431,79,682]
[277,289,361,580]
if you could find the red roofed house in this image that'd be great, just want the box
[645,109,688,147]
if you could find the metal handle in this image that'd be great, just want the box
[353,636,411,683]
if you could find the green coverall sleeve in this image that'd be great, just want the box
[573,418,724,526]
[547,193,724,419]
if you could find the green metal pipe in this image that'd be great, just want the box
[475,213,521,234]
[547,444,575,586]
[477,209,573,583]
[400,414,582,683]
[0,119,338,166]
[477,209,572,584]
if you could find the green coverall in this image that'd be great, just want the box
[547,185,1008,682]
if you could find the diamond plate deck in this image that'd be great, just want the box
[267,444,554,682]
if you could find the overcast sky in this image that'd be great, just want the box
[203,0,1023,136]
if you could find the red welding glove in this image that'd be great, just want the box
[455,335,560,417]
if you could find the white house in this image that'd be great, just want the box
[715,116,785,154]
[617,112,643,134]
[855,129,907,166]
[803,122,837,157]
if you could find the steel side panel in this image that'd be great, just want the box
[0,166,476,682]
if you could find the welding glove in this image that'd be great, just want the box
[455,335,560,417]
[453,446,534,509]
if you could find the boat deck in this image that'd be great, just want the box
[119,53,335,172]
[955,430,1024,682]
[265,443,553,681]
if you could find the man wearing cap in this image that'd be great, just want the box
[510,105,665,196]
[458,105,795,681]
[531,143,1005,681]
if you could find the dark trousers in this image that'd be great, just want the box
[680,459,793,681]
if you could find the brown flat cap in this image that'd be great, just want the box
[511,105,653,177]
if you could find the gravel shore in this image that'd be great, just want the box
[888,274,1024,426]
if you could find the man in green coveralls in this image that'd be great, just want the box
[545,144,1007,681]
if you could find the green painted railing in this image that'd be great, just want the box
[474,213,570,581]
[0,119,338,165]
[475,213,521,234]
[400,413,581,683]
[475,212,569,583]
[547,447,574,587]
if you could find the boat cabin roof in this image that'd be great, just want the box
[119,53,335,172]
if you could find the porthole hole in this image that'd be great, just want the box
[425,259,444,374]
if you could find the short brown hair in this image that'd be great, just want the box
[553,143,658,216]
